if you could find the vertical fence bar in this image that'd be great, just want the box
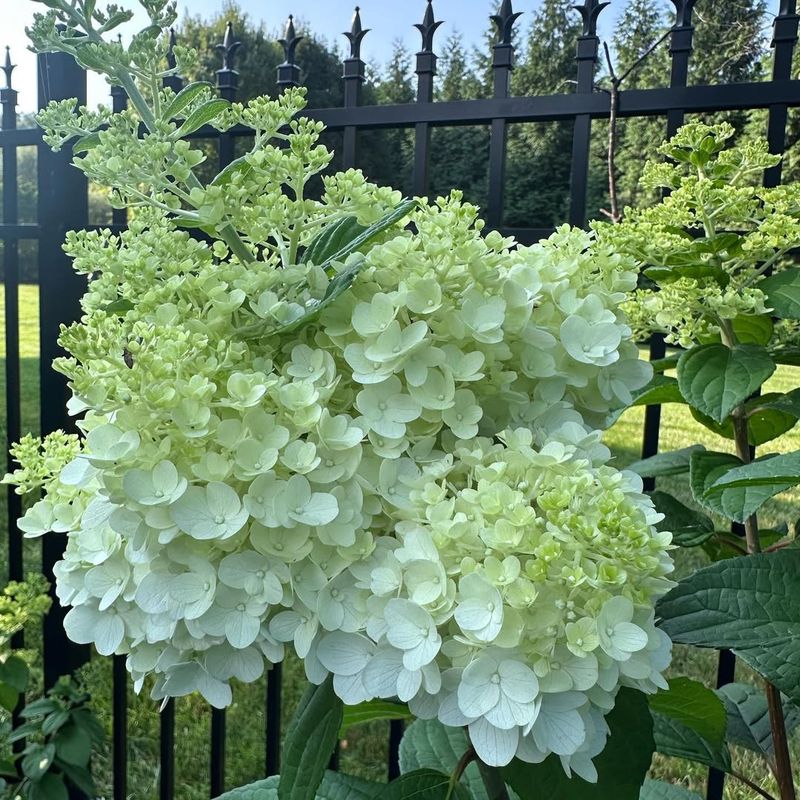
[2,49,26,760]
[265,663,282,776]
[210,26,241,797]
[412,0,442,197]
[110,62,131,800]
[639,0,697,492]
[217,22,240,172]
[342,7,368,169]
[568,0,607,227]
[2,48,22,600]
[160,700,175,800]
[486,0,521,230]
[36,48,91,691]
[765,0,799,188]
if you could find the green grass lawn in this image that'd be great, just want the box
[1,291,797,799]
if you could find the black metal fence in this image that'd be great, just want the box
[1,1,799,798]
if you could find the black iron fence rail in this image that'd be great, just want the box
[2,1,799,798]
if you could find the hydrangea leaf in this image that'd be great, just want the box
[163,82,213,122]
[175,98,230,137]
[759,268,800,320]
[639,780,702,800]
[339,700,414,737]
[676,344,775,424]
[278,677,344,800]
[657,551,800,705]
[730,315,774,346]
[648,677,726,745]
[631,376,685,407]
[383,769,471,800]
[688,450,789,524]
[650,711,730,772]
[399,719,491,800]
[627,446,705,478]
[716,682,800,758]
[705,450,800,493]
[214,771,380,800]
[302,216,367,266]
[501,688,655,800]
[649,491,714,547]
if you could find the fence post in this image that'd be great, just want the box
[36,47,91,690]
[342,7,367,168]
[486,0,521,231]
[568,0,607,227]
[412,0,442,198]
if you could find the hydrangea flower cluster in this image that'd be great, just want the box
[7,87,672,772]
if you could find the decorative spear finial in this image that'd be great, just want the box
[668,0,696,28]
[491,0,522,47]
[415,0,443,54]
[344,7,369,60]
[166,28,178,70]
[2,47,15,90]
[573,0,609,37]
[216,22,241,72]
[279,15,303,65]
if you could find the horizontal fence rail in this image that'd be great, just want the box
[1,1,799,798]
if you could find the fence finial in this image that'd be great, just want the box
[166,27,178,70]
[491,0,522,47]
[217,21,242,72]
[344,7,369,60]
[778,0,798,15]
[280,15,303,66]
[573,0,609,37]
[415,0,443,54]
[668,0,696,29]
[2,46,14,91]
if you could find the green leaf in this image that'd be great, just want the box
[632,376,685,407]
[627,446,705,479]
[677,344,775,424]
[648,677,726,744]
[650,354,680,373]
[316,199,417,273]
[211,154,254,187]
[339,700,414,737]
[54,723,92,766]
[502,688,654,800]
[383,769,470,800]
[650,491,714,547]
[0,682,18,713]
[770,346,800,366]
[40,710,70,737]
[650,712,731,772]
[163,82,212,121]
[72,132,101,154]
[54,759,97,797]
[277,677,343,800]
[214,771,380,800]
[688,450,787,523]
[0,758,16,779]
[28,772,69,800]
[706,450,800,491]
[716,683,800,758]
[302,216,367,266]
[639,780,703,800]
[731,315,774,346]
[0,656,29,693]
[400,719,488,800]
[656,551,800,706]
[644,264,728,286]
[21,743,56,781]
[176,99,230,137]
[760,268,800,320]
[102,298,135,315]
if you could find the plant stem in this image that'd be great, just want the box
[475,760,510,800]
[729,384,797,800]
[446,746,476,800]
[730,770,780,800]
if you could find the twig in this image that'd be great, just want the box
[446,745,476,800]
[730,769,780,800]
[475,759,510,800]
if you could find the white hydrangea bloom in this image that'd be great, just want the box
[6,92,671,782]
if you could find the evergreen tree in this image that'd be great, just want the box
[428,32,490,209]
[504,0,583,228]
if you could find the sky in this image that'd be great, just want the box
[4,0,627,112]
